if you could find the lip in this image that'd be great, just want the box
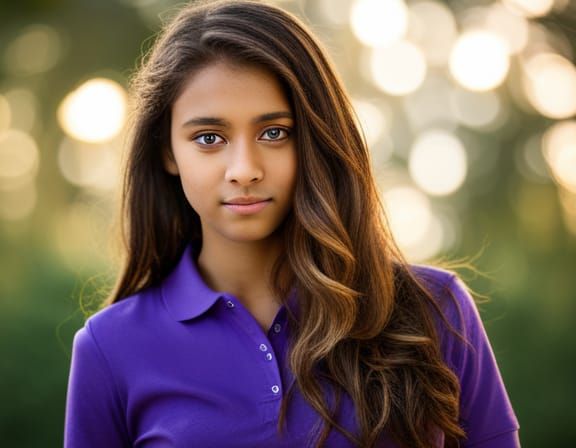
[223,196,271,205]
[223,199,271,215]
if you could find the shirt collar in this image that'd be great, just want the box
[161,244,223,321]
[161,243,299,322]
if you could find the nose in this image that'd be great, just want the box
[224,137,264,185]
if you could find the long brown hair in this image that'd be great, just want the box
[103,1,467,446]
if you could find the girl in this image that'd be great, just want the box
[64,1,520,447]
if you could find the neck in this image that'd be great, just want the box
[196,235,284,309]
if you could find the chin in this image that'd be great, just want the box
[215,226,273,242]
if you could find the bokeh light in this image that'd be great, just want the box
[3,88,37,133]
[407,0,457,67]
[317,0,354,25]
[369,135,395,170]
[0,95,11,131]
[0,129,40,190]
[523,22,573,62]
[0,180,37,221]
[409,130,468,196]
[382,185,457,261]
[502,0,555,18]
[541,121,576,193]
[515,133,550,183]
[3,24,62,75]
[57,137,121,191]
[483,3,530,54]
[449,29,510,91]
[57,78,127,143]
[351,0,408,47]
[435,205,461,253]
[53,200,111,269]
[404,211,445,262]
[450,88,505,130]
[370,40,427,96]
[402,75,456,130]
[522,52,576,119]
[351,98,388,147]
[383,185,431,248]
[558,188,576,237]
[459,5,529,55]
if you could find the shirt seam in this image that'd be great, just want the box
[85,320,132,444]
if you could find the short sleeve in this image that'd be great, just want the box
[444,275,521,447]
[64,322,130,448]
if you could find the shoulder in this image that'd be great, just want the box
[408,264,477,336]
[409,266,521,443]
[86,287,159,332]
[408,263,464,299]
[409,264,457,291]
[407,264,487,377]
[73,286,166,364]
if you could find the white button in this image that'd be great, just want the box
[265,353,273,361]
[226,300,235,308]
[273,323,282,333]
[259,343,268,351]
[271,385,280,394]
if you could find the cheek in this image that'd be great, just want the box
[177,169,214,210]
[283,150,298,189]
[179,183,202,212]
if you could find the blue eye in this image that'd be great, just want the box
[261,127,290,141]
[193,133,224,146]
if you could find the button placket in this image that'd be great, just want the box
[256,342,279,393]
[259,343,273,361]
[222,295,283,401]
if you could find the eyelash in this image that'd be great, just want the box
[192,127,291,146]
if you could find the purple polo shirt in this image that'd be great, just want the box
[64,245,520,447]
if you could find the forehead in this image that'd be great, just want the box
[172,61,291,119]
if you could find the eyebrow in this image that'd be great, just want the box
[181,111,293,128]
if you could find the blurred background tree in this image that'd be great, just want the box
[0,0,575,446]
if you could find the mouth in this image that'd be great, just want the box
[222,199,272,215]
[224,200,270,205]
[222,198,272,205]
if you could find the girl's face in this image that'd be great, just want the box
[167,61,297,245]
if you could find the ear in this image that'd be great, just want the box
[163,147,179,175]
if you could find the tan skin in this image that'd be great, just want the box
[166,61,297,331]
